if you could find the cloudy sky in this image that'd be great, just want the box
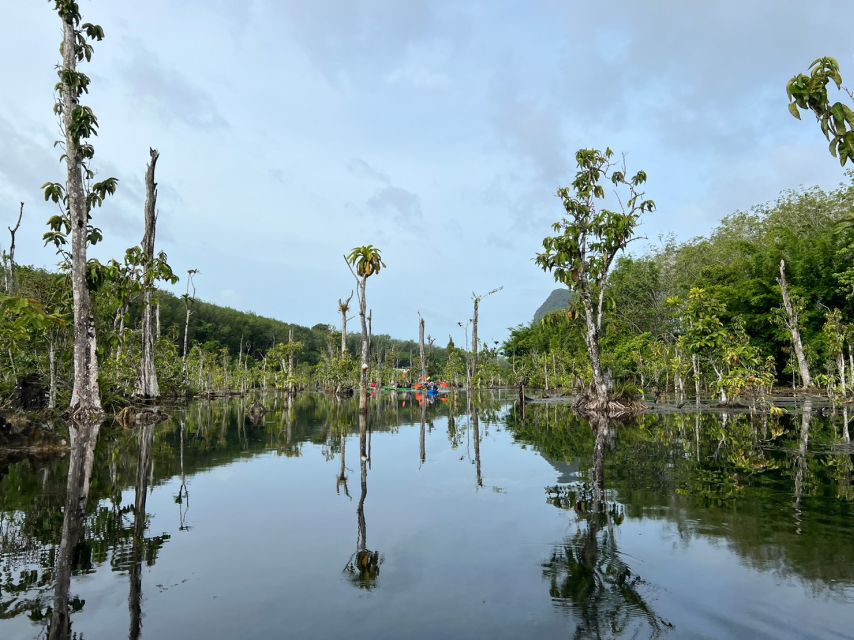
[1,1,852,347]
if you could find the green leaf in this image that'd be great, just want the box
[788,101,801,119]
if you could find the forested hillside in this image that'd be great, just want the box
[0,265,458,408]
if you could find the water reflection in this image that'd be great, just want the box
[175,420,190,531]
[542,414,670,638]
[47,418,101,640]
[344,413,381,588]
[0,394,851,639]
[793,400,812,534]
[471,407,483,488]
[128,423,156,640]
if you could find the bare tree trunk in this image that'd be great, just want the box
[155,298,161,341]
[692,354,701,406]
[471,297,479,385]
[4,202,23,295]
[115,305,127,362]
[339,291,352,357]
[712,363,727,404]
[418,314,426,381]
[358,276,369,413]
[182,307,191,361]
[848,345,853,393]
[62,20,101,415]
[48,340,57,410]
[580,289,608,409]
[137,149,160,399]
[778,260,812,388]
[288,328,295,396]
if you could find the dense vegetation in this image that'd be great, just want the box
[506,175,854,404]
[0,264,498,409]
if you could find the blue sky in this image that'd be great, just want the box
[1,0,852,347]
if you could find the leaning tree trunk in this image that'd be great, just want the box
[137,149,160,399]
[358,276,369,413]
[778,260,812,388]
[62,20,101,415]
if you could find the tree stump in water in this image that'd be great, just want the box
[115,406,167,427]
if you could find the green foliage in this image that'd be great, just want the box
[536,147,654,289]
[346,245,385,278]
[788,57,854,165]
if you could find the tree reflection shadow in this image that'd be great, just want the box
[344,412,382,588]
[542,415,671,639]
[47,418,101,640]
[128,422,158,640]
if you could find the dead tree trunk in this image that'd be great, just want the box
[48,340,57,410]
[4,202,23,295]
[418,314,426,381]
[137,148,160,399]
[62,20,101,415]
[182,269,197,366]
[288,328,296,396]
[470,287,501,387]
[471,297,479,385]
[339,291,353,357]
[778,260,812,388]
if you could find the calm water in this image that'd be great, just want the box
[1,393,853,639]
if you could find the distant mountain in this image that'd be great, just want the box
[533,288,575,324]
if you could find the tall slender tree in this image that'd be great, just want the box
[346,245,385,414]
[43,1,117,415]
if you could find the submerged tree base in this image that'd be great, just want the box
[115,405,167,427]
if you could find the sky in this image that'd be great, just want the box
[0,0,852,348]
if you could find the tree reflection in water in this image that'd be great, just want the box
[47,418,101,640]
[128,422,157,640]
[344,412,382,589]
[542,414,671,639]
[471,407,483,488]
